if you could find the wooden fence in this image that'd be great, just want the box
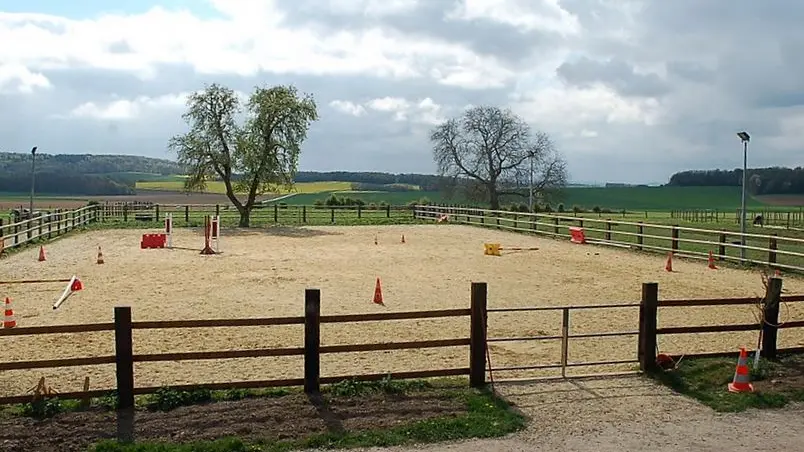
[414,205,804,272]
[1,280,804,406]
[0,206,99,253]
[638,277,804,370]
[671,208,804,228]
[0,286,479,407]
[99,202,416,226]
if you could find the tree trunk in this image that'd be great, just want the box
[238,207,251,227]
[488,183,500,210]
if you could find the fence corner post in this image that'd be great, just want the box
[114,306,135,410]
[469,282,488,388]
[638,282,659,372]
[304,288,321,394]
[762,277,782,359]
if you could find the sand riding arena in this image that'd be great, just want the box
[1,223,804,397]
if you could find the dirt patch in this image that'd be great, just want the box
[0,391,465,452]
[753,353,804,393]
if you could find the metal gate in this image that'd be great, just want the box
[485,302,642,381]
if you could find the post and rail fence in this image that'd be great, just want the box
[414,205,804,273]
[1,281,804,407]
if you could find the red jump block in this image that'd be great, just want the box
[141,233,167,249]
[569,227,586,244]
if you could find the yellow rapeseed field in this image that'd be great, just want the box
[136,180,353,194]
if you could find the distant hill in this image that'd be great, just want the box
[668,167,804,195]
[0,152,185,195]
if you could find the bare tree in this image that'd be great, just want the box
[431,105,567,210]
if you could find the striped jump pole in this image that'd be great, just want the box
[164,213,173,249]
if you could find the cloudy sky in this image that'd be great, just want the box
[1,1,802,184]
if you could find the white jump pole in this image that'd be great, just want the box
[212,215,220,253]
[53,275,78,310]
[165,213,173,249]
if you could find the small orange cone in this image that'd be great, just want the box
[373,278,384,305]
[38,246,46,262]
[665,252,673,272]
[3,297,16,328]
[401,234,406,244]
[727,347,754,393]
[708,251,717,270]
[97,246,104,264]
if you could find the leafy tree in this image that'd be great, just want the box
[430,105,567,210]
[169,83,318,226]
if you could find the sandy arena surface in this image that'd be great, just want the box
[1,224,803,397]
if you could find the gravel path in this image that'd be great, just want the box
[348,375,804,452]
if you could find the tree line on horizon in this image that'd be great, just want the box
[668,167,804,195]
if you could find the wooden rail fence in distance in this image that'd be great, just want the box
[414,205,804,272]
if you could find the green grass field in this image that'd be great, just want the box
[135,180,353,194]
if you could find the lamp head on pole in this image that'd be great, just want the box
[31,146,37,155]
[737,131,750,143]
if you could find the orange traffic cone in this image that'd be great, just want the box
[665,252,673,272]
[3,297,16,328]
[38,246,46,262]
[708,251,717,270]
[97,246,104,264]
[727,347,754,393]
[373,278,384,305]
[401,234,406,244]
[71,277,83,292]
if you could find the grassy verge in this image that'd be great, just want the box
[1,378,525,452]
[650,353,804,412]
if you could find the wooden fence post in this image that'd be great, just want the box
[637,222,643,250]
[604,220,612,241]
[762,277,783,359]
[155,205,160,223]
[330,208,335,224]
[215,204,220,217]
[553,217,559,234]
[304,288,321,394]
[768,234,778,268]
[671,226,679,254]
[718,232,727,260]
[386,204,391,218]
[302,206,307,223]
[114,306,135,410]
[185,205,189,223]
[274,204,278,223]
[469,282,488,388]
[638,282,658,372]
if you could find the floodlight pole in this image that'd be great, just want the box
[737,132,750,263]
[528,152,534,212]
[29,146,37,219]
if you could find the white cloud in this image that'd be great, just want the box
[446,0,581,35]
[67,93,189,120]
[0,63,51,93]
[336,96,445,124]
[329,100,366,116]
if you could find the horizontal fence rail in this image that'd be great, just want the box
[99,202,418,227]
[0,290,476,407]
[414,205,804,272]
[1,205,99,252]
